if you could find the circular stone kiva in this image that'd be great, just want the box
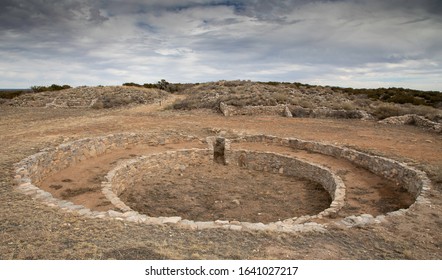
[13,133,431,233]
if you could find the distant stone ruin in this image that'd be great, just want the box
[220,102,292,117]
[219,102,375,120]
[290,106,373,120]
[380,114,442,133]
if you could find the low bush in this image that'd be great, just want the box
[342,87,441,108]
[0,90,28,99]
[31,84,71,93]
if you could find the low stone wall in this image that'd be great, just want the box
[290,106,373,120]
[13,132,432,232]
[102,147,345,231]
[380,114,442,133]
[220,102,292,117]
[13,133,200,219]
[231,134,432,227]
[229,150,346,219]
[102,149,212,212]
[101,147,341,232]
[219,102,373,120]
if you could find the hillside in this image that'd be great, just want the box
[2,86,169,109]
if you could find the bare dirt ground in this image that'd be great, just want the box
[0,94,441,259]
[119,162,330,223]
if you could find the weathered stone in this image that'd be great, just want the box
[108,210,123,217]
[215,220,230,225]
[125,215,143,223]
[12,132,432,234]
[162,216,182,224]
[122,211,139,218]
[241,222,267,231]
[178,219,198,230]
[380,114,441,133]
[220,102,293,118]
[195,221,217,230]
[229,225,243,231]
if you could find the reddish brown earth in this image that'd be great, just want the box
[0,94,441,259]
[119,162,330,223]
[39,142,206,211]
[232,143,415,218]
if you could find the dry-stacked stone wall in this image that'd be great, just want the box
[231,134,432,227]
[100,144,345,232]
[219,102,374,120]
[233,135,430,200]
[224,150,345,218]
[379,114,442,133]
[13,132,432,232]
[102,149,212,213]
[220,102,292,117]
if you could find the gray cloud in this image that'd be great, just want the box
[0,0,441,90]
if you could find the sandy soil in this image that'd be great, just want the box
[0,94,441,259]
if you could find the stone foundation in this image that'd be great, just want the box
[13,132,432,232]
[380,114,442,133]
[220,102,292,117]
[290,106,373,120]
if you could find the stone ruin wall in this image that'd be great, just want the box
[102,149,213,212]
[220,102,292,117]
[233,135,431,202]
[14,133,199,186]
[380,114,442,133]
[13,132,432,232]
[290,106,373,120]
[219,103,441,133]
[224,149,346,217]
[219,102,373,120]
[103,145,345,220]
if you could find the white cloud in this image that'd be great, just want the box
[0,0,441,90]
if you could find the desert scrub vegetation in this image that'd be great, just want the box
[336,87,442,108]
[31,84,72,93]
[169,81,441,122]
[171,80,305,111]
[171,80,363,113]
[371,102,442,121]
[0,84,71,101]
[6,86,169,109]
[87,86,170,109]
[0,89,32,99]
[123,79,194,93]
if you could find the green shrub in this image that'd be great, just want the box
[123,82,142,87]
[343,87,441,108]
[372,103,405,119]
[0,90,27,99]
[31,84,71,93]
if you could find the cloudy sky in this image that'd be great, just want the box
[1,0,442,90]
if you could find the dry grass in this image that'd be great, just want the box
[1,98,441,260]
[170,81,442,121]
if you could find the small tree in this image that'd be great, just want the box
[157,79,170,91]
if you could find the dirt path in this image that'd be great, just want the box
[0,102,441,260]
[123,94,185,115]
